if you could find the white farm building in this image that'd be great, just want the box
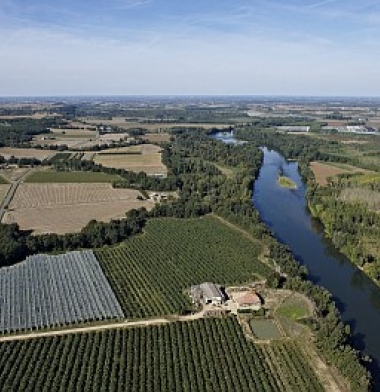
[190,282,226,306]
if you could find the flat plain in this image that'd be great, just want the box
[93,144,167,175]
[2,183,152,234]
[0,147,56,161]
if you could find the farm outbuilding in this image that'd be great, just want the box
[190,282,226,306]
[233,291,262,311]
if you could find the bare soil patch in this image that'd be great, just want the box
[0,147,56,161]
[2,183,152,234]
[310,161,368,186]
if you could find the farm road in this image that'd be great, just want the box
[0,308,207,343]
[0,169,32,221]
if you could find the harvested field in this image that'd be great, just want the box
[25,170,120,183]
[97,144,143,154]
[32,135,90,148]
[310,161,368,186]
[99,133,128,142]
[0,147,56,161]
[0,184,10,204]
[0,167,30,182]
[94,144,166,175]
[141,132,171,142]
[2,183,152,234]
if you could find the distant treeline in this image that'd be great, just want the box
[0,118,65,147]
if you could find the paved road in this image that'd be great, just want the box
[0,169,32,221]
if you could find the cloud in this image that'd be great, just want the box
[112,0,153,10]
[308,0,339,9]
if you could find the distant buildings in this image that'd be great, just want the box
[277,126,310,132]
[322,125,379,134]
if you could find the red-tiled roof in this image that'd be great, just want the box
[235,292,261,306]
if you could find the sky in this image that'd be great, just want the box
[0,0,379,96]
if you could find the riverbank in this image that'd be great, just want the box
[209,132,373,389]
[252,147,378,390]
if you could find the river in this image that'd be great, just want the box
[213,132,380,388]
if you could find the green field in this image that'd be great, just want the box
[96,216,271,318]
[250,319,282,339]
[25,171,121,183]
[276,295,311,321]
[0,317,324,392]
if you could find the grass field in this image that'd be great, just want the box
[0,317,325,392]
[93,144,166,175]
[250,319,282,340]
[141,132,171,142]
[96,216,271,318]
[3,183,151,234]
[276,294,311,321]
[25,171,121,183]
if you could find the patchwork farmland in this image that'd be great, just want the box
[0,251,124,333]
[2,183,152,234]
[93,144,167,176]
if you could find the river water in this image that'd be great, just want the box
[213,132,380,388]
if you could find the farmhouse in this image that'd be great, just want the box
[190,282,226,306]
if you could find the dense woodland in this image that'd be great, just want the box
[0,125,372,389]
[0,118,65,147]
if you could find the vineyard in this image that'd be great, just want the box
[96,216,271,318]
[0,317,324,391]
[25,171,121,183]
[8,183,147,209]
[2,183,151,234]
[0,251,124,333]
